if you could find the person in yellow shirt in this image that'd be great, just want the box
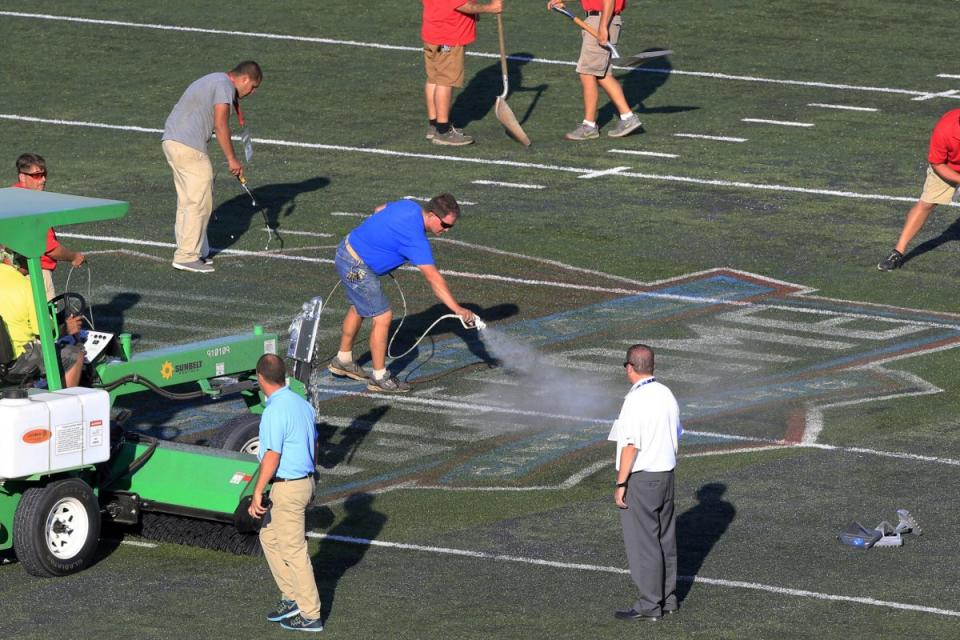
[0,254,83,387]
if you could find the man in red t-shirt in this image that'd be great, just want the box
[546,0,642,140]
[878,110,960,271]
[421,0,503,146]
[11,153,86,299]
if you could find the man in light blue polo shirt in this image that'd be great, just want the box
[329,193,475,393]
[248,353,322,632]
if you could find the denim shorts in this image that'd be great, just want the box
[335,240,390,317]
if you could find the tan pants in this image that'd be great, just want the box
[42,269,55,301]
[260,479,322,620]
[162,139,213,263]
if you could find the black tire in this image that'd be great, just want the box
[13,478,101,577]
[208,413,261,455]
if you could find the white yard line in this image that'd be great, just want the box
[807,103,879,112]
[262,229,334,238]
[742,118,815,127]
[577,166,633,179]
[433,237,645,286]
[674,133,748,142]
[405,195,477,206]
[3,11,958,101]
[471,180,546,190]
[912,89,960,101]
[6,113,953,207]
[329,211,368,218]
[936,74,960,79]
[304,532,960,618]
[607,149,679,158]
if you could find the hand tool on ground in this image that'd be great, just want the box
[494,14,531,147]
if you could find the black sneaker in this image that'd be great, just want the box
[877,249,904,271]
[280,614,324,632]
[266,599,300,622]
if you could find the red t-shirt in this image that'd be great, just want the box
[11,181,60,271]
[928,109,960,172]
[580,0,627,13]
[421,0,478,46]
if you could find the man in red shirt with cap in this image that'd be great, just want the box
[11,153,86,300]
[422,0,503,146]
[878,109,960,271]
[547,0,642,141]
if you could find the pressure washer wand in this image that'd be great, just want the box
[238,175,257,206]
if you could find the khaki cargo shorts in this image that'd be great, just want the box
[576,14,622,77]
[919,165,958,204]
[423,43,466,87]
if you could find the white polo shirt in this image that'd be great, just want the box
[608,377,682,473]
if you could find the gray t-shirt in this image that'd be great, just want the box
[162,72,236,153]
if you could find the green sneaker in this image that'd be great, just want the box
[564,122,600,141]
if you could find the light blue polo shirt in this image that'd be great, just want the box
[348,199,435,275]
[258,386,317,479]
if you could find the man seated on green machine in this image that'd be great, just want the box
[0,248,84,387]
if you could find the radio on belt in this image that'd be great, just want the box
[0,387,111,480]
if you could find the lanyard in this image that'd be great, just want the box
[233,92,245,127]
[631,376,656,392]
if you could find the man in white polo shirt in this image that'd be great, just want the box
[609,343,682,622]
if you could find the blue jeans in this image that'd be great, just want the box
[335,240,390,317]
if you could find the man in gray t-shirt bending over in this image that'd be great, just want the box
[162,60,261,273]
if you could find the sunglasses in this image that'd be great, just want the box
[22,170,47,179]
[433,213,454,229]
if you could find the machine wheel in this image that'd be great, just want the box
[13,478,101,577]
[209,413,261,456]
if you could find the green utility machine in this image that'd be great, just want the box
[0,188,306,577]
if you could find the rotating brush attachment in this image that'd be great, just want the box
[138,513,263,556]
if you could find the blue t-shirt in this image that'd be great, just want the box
[348,200,435,275]
[258,386,317,479]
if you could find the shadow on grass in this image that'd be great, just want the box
[901,216,960,266]
[452,53,546,133]
[90,292,142,337]
[313,493,387,625]
[208,175,330,252]
[316,406,389,470]
[676,482,735,603]
[597,51,699,129]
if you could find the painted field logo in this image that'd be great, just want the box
[311,269,960,494]
[22,428,52,444]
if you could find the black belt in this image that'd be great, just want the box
[585,10,619,16]
[272,473,314,483]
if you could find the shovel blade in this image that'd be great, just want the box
[495,97,531,147]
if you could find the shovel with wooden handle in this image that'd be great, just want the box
[494,13,532,147]
[551,5,620,59]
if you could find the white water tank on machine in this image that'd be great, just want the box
[0,387,111,480]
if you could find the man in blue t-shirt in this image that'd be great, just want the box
[329,193,475,392]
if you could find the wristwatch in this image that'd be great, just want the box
[615,481,628,488]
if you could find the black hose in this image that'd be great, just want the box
[100,433,159,489]
[97,373,207,400]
